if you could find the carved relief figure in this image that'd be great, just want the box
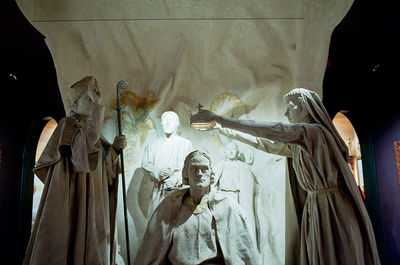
[191,88,381,265]
[24,76,126,265]
[214,142,257,245]
[142,111,192,220]
[135,150,260,265]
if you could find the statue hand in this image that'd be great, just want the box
[209,122,222,131]
[88,78,102,104]
[159,168,172,181]
[112,135,127,152]
[190,109,219,123]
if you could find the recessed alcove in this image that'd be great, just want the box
[32,118,57,227]
[332,112,365,198]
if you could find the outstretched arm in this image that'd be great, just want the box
[191,110,308,146]
[217,127,291,157]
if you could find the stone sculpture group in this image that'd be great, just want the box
[24,77,380,265]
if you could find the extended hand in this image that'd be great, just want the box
[190,109,219,123]
[209,122,222,131]
[88,78,102,104]
[113,135,127,152]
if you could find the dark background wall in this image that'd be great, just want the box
[1,1,65,264]
[373,116,400,264]
[323,0,399,264]
[1,0,398,264]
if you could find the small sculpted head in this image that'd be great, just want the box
[283,88,313,123]
[244,148,255,165]
[161,111,180,135]
[224,142,239,161]
[182,150,215,190]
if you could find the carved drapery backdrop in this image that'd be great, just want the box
[16,0,354,264]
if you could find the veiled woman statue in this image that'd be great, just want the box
[191,88,381,265]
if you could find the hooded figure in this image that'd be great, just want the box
[191,88,381,265]
[24,76,126,265]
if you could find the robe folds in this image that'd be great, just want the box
[142,134,192,219]
[218,123,381,265]
[24,103,120,265]
[214,159,257,245]
[134,188,260,265]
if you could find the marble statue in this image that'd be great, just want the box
[218,130,282,262]
[240,148,263,252]
[214,142,257,246]
[242,148,255,165]
[134,150,260,265]
[191,88,381,265]
[24,76,126,265]
[142,111,192,220]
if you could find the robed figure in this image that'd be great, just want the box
[24,76,126,265]
[213,142,257,245]
[135,150,260,265]
[142,111,192,220]
[192,88,381,265]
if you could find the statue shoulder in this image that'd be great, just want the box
[58,116,81,146]
[210,190,242,213]
[301,122,325,134]
[160,188,188,205]
[168,188,188,198]
[176,135,192,144]
[151,189,189,222]
[211,190,235,204]
[145,137,162,149]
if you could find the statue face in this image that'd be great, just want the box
[244,149,254,165]
[284,97,308,123]
[224,142,239,160]
[161,112,179,134]
[188,154,212,189]
[73,92,92,117]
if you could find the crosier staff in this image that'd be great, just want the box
[116,80,131,265]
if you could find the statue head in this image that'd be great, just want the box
[182,150,215,188]
[283,88,313,123]
[161,111,180,135]
[284,88,350,159]
[70,76,98,117]
[243,148,255,165]
[224,142,239,160]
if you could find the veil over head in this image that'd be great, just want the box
[285,88,349,160]
[283,88,381,265]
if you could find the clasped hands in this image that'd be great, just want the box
[87,78,102,105]
[149,168,174,184]
[159,168,174,182]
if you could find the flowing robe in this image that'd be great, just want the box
[24,103,120,265]
[142,134,192,219]
[218,123,381,265]
[134,188,260,265]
